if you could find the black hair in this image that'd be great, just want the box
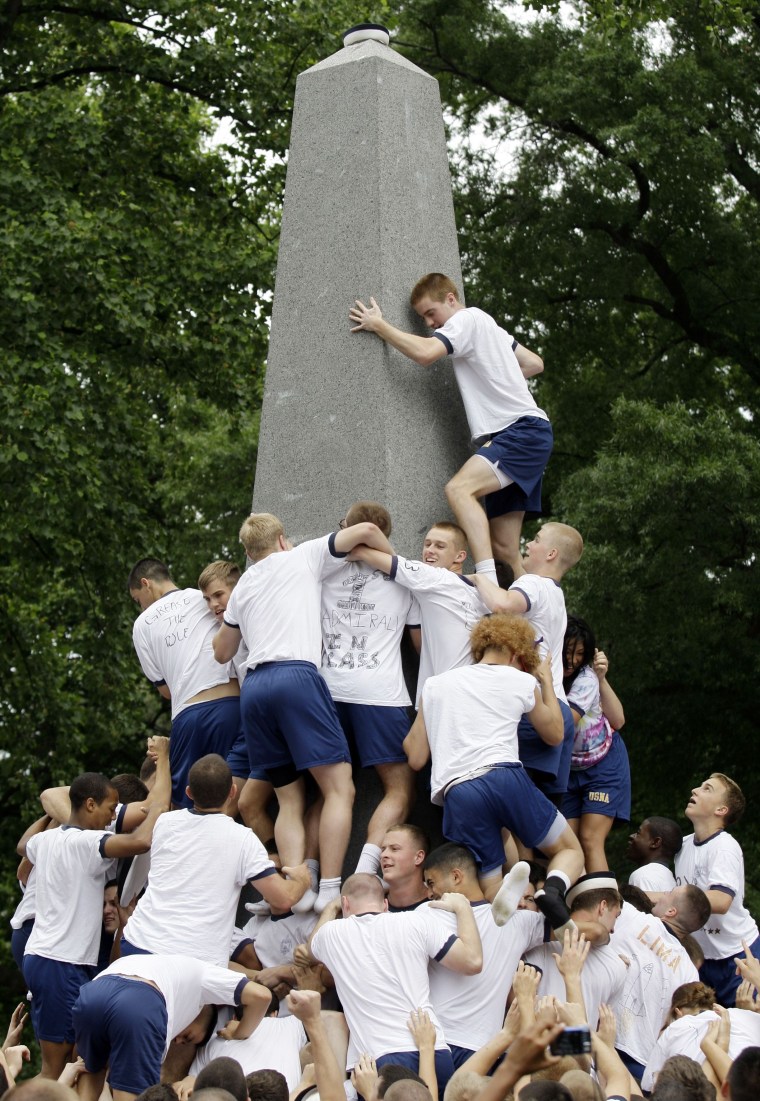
[195,1058,246,1101]
[377,1066,426,1098]
[187,755,232,808]
[562,615,596,693]
[246,1071,288,1101]
[127,558,172,592]
[111,773,149,804]
[423,842,478,877]
[70,772,115,811]
[646,816,683,859]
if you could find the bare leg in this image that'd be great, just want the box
[304,795,323,860]
[38,1040,73,1080]
[366,762,416,846]
[238,777,275,844]
[480,868,506,902]
[444,456,502,564]
[78,1069,108,1101]
[489,511,526,580]
[540,825,585,885]
[271,777,307,867]
[578,813,614,873]
[502,828,520,869]
[308,763,355,879]
[113,1090,139,1101]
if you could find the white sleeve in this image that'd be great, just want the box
[566,665,600,716]
[436,309,476,358]
[508,573,540,613]
[132,619,164,683]
[705,838,744,896]
[392,557,451,593]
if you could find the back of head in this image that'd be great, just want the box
[652,1055,715,1100]
[670,982,716,1018]
[377,1066,426,1099]
[191,1092,239,1101]
[443,1071,487,1101]
[727,1045,760,1101]
[471,613,539,671]
[111,773,149,804]
[410,272,460,305]
[542,523,584,572]
[246,1070,289,1101]
[559,1070,604,1101]
[647,816,683,859]
[70,772,114,811]
[518,1083,574,1101]
[677,885,711,933]
[194,1058,247,1101]
[384,1083,432,1101]
[711,772,746,825]
[4,1084,79,1101]
[187,754,232,809]
[239,513,284,561]
[127,557,172,592]
[198,560,242,591]
[341,872,385,910]
[135,1086,180,1101]
[345,500,392,536]
[424,842,478,881]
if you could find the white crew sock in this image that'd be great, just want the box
[355,843,382,876]
[474,558,497,583]
[314,876,341,913]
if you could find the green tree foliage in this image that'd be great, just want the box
[0,0,373,1014]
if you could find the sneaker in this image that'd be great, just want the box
[492,862,531,927]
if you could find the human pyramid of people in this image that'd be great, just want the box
[7,274,760,1101]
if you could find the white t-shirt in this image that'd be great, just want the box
[433,307,548,443]
[609,901,698,1065]
[628,864,676,893]
[429,904,546,1050]
[508,574,567,701]
[421,663,537,805]
[390,557,489,706]
[311,908,455,1065]
[190,1014,308,1090]
[675,831,759,958]
[97,954,249,1059]
[525,941,627,1031]
[123,811,275,965]
[320,561,417,706]
[25,827,116,965]
[224,536,343,671]
[11,867,37,929]
[253,910,318,968]
[642,1008,760,1092]
[133,588,231,718]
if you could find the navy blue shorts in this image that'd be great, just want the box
[120,938,153,957]
[700,935,760,1008]
[170,696,240,808]
[477,416,553,519]
[241,662,351,774]
[11,919,34,975]
[335,702,410,767]
[376,1049,455,1097]
[73,974,167,1094]
[562,732,631,822]
[23,955,96,1043]
[518,700,574,795]
[442,764,562,875]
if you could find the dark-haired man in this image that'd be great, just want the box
[675,773,760,1005]
[122,755,310,965]
[21,773,166,1079]
[627,816,682,894]
[128,558,240,808]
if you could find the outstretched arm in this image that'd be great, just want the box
[470,573,528,615]
[514,343,544,379]
[349,297,447,366]
[287,991,346,1101]
[350,545,394,574]
[333,522,392,557]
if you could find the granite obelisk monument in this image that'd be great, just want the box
[252,24,469,553]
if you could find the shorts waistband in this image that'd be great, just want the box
[443,761,522,799]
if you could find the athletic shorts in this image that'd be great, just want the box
[225,732,267,781]
[241,661,351,773]
[335,701,410,767]
[73,974,167,1094]
[700,934,760,1008]
[442,763,565,875]
[376,1050,455,1098]
[476,416,554,519]
[517,700,574,795]
[11,919,34,975]
[170,696,240,808]
[561,732,631,822]
[23,955,96,1043]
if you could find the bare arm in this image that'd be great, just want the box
[333,521,392,557]
[349,298,447,366]
[403,707,431,771]
[705,889,733,915]
[39,786,72,823]
[476,1019,564,1101]
[256,864,312,911]
[526,658,564,746]
[470,573,528,614]
[351,545,394,574]
[16,814,53,857]
[407,1010,438,1101]
[218,980,273,1041]
[287,990,347,1101]
[102,801,166,859]
[555,929,590,1019]
[429,893,483,975]
[213,621,241,664]
[593,651,625,730]
[514,343,544,379]
[119,736,171,832]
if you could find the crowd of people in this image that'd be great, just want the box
[6,273,760,1101]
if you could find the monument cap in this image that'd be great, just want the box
[342,23,391,48]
